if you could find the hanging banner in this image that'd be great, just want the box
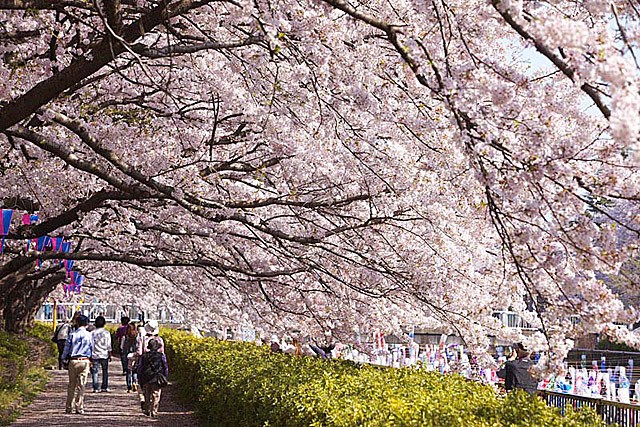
[65,260,75,278]
[0,209,14,254]
[60,241,72,267]
[50,237,64,263]
[52,237,64,252]
[36,236,47,251]
[68,272,84,294]
[0,209,12,235]
[374,330,386,351]
[35,236,47,266]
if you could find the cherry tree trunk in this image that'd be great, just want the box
[2,273,64,333]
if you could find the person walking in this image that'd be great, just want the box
[61,315,93,415]
[53,312,79,370]
[137,339,169,418]
[90,315,112,392]
[122,322,140,393]
[135,320,164,409]
[137,319,165,355]
[115,316,130,375]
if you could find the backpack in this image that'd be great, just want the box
[51,324,66,342]
[141,351,167,387]
[51,327,59,342]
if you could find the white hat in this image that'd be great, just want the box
[144,319,159,335]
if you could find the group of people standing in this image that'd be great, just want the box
[53,314,169,418]
[268,334,336,359]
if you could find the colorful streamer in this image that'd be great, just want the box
[52,237,64,252]
[36,236,47,251]
[0,209,14,254]
[0,209,13,235]
[65,260,74,278]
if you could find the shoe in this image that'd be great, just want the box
[76,409,84,415]
[143,410,150,416]
[127,389,132,393]
[65,409,72,414]
[101,388,111,392]
[92,389,99,393]
[132,384,138,392]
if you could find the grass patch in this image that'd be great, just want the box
[0,323,57,425]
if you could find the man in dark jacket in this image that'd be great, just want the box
[497,343,538,394]
[137,339,168,418]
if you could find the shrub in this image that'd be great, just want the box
[0,323,57,425]
[163,330,603,427]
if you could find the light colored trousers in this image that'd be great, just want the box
[143,383,162,416]
[66,359,90,411]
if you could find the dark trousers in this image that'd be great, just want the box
[56,339,67,369]
[309,344,330,359]
[91,358,109,391]
[120,352,128,374]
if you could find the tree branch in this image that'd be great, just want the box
[130,36,262,58]
[0,0,215,131]
[490,0,611,119]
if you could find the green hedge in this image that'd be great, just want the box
[0,323,56,425]
[163,330,602,427]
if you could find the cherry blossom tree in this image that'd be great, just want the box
[0,0,639,367]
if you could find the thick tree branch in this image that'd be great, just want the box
[5,125,147,195]
[32,250,308,278]
[130,36,263,58]
[6,190,139,239]
[0,0,215,131]
[0,0,90,9]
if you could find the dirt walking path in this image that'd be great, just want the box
[11,359,200,427]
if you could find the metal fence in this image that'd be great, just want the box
[540,390,640,426]
[36,302,181,324]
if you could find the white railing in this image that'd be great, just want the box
[492,310,537,331]
[36,302,182,324]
